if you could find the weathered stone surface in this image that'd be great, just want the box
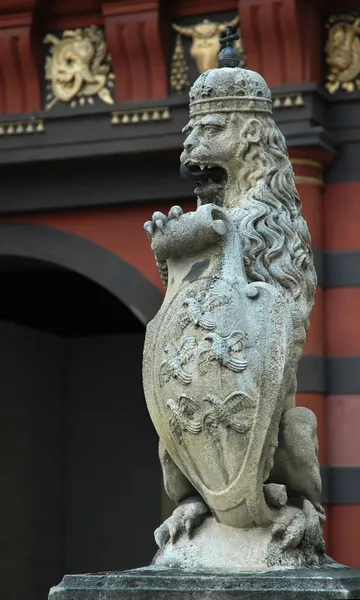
[142,60,324,567]
[49,566,360,600]
[153,514,331,571]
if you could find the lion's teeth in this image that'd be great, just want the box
[200,165,205,170]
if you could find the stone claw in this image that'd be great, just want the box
[155,219,165,230]
[168,205,183,219]
[144,221,154,238]
[168,520,179,544]
[154,210,166,229]
[144,207,184,240]
[271,499,326,557]
[154,522,170,550]
[154,497,209,550]
[271,505,306,550]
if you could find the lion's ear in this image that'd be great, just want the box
[242,118,262,143]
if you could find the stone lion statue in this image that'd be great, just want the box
[143,62,328,570]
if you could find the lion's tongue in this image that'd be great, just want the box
[180,164,224,184]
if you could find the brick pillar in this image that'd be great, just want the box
[238,0,323,85]
[324,142,360,567]
[290,148,332,551]
[102,0,168,103]
[0,5,42,114]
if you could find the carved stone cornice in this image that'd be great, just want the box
[101,0,168,102]
[0,84,336,167]
[0,0,41,114]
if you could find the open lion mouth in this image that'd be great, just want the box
[180,162,227,205]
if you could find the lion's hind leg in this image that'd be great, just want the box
[155,440,209,549]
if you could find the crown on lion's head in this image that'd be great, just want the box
[189,67,273,117]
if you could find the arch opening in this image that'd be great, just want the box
[0,221,163,326]
[0,252,160,600]
[0,255,143,336]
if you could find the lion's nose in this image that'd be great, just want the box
[183,139,193,151]
[183,139,195,151]
[183,129,199,151]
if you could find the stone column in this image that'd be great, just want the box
[324,141,360,567]
[290,149,331,549]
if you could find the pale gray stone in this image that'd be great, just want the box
[142,64,325,570]
[153,513,329,571]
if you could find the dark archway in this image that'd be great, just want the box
[0,256,144,336]
[0,222,163,325]
[0,230,162,600]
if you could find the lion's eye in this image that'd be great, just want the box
[203,125,221,134]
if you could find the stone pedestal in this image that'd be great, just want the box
[49,566,360,600]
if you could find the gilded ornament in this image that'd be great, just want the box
[171,16,245,88]
[43,25,115,110]
[111,107,171,126]
[325,14,360,94]
[170,33,191,93]
[273,94,305,109]
[0,119,44,136]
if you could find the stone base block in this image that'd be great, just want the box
[49,566,360,600]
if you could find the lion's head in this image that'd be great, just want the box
[181,67,316,334]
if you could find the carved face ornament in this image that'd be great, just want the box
[47,37,105,102]
[325,19,360,92]
[327,22,360,77]
[44,26,114,109]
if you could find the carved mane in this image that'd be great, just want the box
[233,114,317,327]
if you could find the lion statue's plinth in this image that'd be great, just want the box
[142,45,329,571]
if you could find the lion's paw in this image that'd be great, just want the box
[271,500,325,553]
[271,505,306,550]
[302,499,326,553]
[144,206,183,240]
[154,497,209,550]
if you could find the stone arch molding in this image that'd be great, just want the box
[0,222,163,325]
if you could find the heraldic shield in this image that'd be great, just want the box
[143,204,295,530]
